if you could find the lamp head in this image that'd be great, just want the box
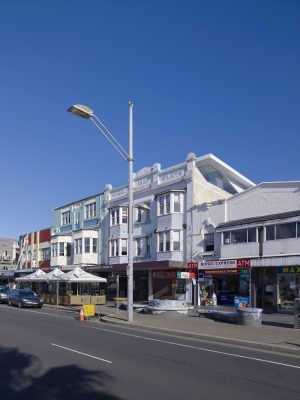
[67,104,94,119]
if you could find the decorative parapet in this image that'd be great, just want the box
[158,168,185,185]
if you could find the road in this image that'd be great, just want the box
[0,304,299,400]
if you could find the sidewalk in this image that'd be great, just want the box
[45,303,300,355]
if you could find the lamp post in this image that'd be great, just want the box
[67,102,134,323]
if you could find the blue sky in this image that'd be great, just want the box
[0,0,299,239]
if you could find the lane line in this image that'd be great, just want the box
[0,305,75,319]
[81,325,300,370]
[51,343,112,364]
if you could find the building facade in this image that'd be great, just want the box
[193,182,300,313]
[18,228,52,273]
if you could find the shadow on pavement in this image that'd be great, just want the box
[0,346,121,400]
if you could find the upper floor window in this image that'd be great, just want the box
[51,243,58,257]
[75,238,82,254]
[223,228,256,245]
[135,236,151,257]
[204,233,214,252]
[41,247,50,260]
[84,238,90,253]
[109,238,128,257]
[92,238,97,253]
[110,209,120,226]
[59,243,65,256]
[157,230,182,252]
[122,207,128,224]
[157,192,183,216]
[266,222,299,241]
[136,203,151,224]
[85,202,96,219]
[61,211,71,226]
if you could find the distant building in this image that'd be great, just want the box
[18,228,52,272]
[0,237,18,283]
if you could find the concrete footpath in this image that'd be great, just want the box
[46,303,300,356]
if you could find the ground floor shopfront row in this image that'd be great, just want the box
[198,258,300,313]
[84,260,196,304]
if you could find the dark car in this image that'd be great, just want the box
[0,286,11,303]
[8,289,43,308]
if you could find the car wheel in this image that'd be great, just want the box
[18,301,23,309]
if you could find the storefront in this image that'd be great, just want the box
[198,260,250,307]
[277,266,300,313]
[84,260,187,303]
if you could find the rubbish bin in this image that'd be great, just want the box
[236,307,263,327]
[294,298,300,329]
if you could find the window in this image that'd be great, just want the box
[172,230,181,251]
[166,231,170,251]
[145,236,151,256]
[266,222,298,241]
[92,238,97,253]
[122,207,128,224]
[204,233,214,252]
[61,211,71,225]
[75,238,82,254]
[137,208,142,223]
[248,228,257,242]
[85,202,96,219]
[158,193,182,215]
[158,232,164,252]
[111,209,120,226]
[166,194,170,214]
[231,229,247,244]
[173,194,181,213]
[136,238,142,256]
[223,228,257,245]
[266,225,275,241]
[85,238,90,253]
[110,239,119,257]
[121,239,128,256]
[51,243,58,257]
[59,243,64,256]
[42,247,50,260]
[276,223,296,240]
[157,230,182,252]
[224,232,230,245]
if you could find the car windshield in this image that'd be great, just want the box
[21,291,36,298]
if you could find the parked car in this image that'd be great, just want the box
[8,289,43,308]
[0,286,10,303]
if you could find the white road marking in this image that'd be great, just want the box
[51,343,112,364]
[82,325,300,370]
[0,305,74,319]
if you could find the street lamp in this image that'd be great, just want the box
[67,102,134,323]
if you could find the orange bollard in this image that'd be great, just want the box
[79,309,85,321]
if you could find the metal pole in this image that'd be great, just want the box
[127,101,134,323]
[116,274,119,314]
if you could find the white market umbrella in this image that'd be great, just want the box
[15,268,48,282]
[58,267,107,283]
[57,267,107,296]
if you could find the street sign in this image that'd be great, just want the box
[83,304,95,317]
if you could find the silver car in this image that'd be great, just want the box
[0,286,10,303]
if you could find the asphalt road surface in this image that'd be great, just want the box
[1,304,299,400]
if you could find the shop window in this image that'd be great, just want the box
[204,233,214,252]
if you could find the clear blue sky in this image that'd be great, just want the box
[0,0,299,239]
